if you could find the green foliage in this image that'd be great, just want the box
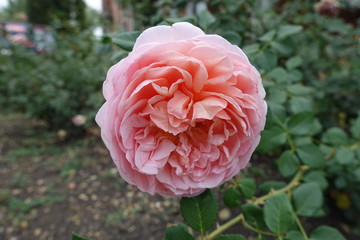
[213,235,245,240]
[223,187,241,208]
[293,183,323,217]
[27,0,88,31]
[310,226,346,240]
[72,233,93,240]
[241,204,265,229]
[277,150,300,177]
[0,32,111,132]
[238,178,256,199]
[180,189,218,234]
[263,193,294,234]
[112,31,141,51]
[163,223,195,240]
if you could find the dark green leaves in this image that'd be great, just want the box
[335,147,355,165]
[243,44,260,56]
[163,223,195,240]
[197,9,216,29]
[222,31,242,45]
[322,127,349,145]
[255,50,278,71]
[293,183,323,217]
[258,127,287,152]
[350,115,360,139]
[223,187,242,208]
[285,56,303,70]
[213,235,246,240]
[287,112,315,135]
[72,233,93,240]
[310,226,346,240]
[277,150,299,177]
[287,84,313,96]
[260,181,287,194]
[242,204,266,229]
[285,231,305,240]
[239,178,256,199]
[112,31,141,51]
[180,189,218,233]
[296,144,324,168]
[264,193,294,234]
[304,171,328,190]
[277,25,303,39]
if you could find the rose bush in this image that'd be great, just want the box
[96,22,267,197]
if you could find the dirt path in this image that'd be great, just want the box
[0,114,180,240]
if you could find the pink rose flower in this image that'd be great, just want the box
[96,22,267,197]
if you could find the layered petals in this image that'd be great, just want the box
[96,22,267,197]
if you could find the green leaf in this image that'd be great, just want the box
[222,31,242,45]
[223,187,242,208]
[268,102,286,123]
[277,150,299,177]
[264,193,294,234]
[242,204,266,229]
[267,67,288,83]
[354,167,360,181]
[268,88,287,104]
[277,25,303,39]
[197,9,216,29]
[164,223,195,240]
[165,17,196,24]
[288,69,303,82]
[243,44,260,56]
[287,112,315,135]
[260,181,287,194]
[271,41,293,55]
[322,127,349,145]
[72,233,93,240]
[255,50,278,71]
[285,230,304,240]
[350,115,360,139]
[310,225,346,240]
[293,137,313,147]
[257,127,287,152]
[287,84,313,96]
[304,171,328,190]
[213,235,245,240]
[180,189,218,233]
[335,147,355,165]
[293,182,323,217]
[239,178,256,199]
[290,97,313,113]
[285,56,303,70]
[297,144,324,168]
[112,31,141,51]
[260,30,276,42]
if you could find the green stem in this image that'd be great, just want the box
[292,210,310,240]
[205,214,243,240]
[204,166,309,240]
[286,133,296,152]
[242,219,277,237]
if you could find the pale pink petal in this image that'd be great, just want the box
[167,91,191,119]
[133,22,204,50]
[186,45,233,84]
[192,96,228,121]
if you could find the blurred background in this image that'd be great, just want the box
[0,0,360,240]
